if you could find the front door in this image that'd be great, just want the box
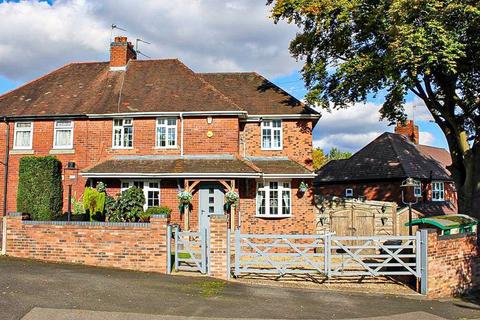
[198,183,225,234]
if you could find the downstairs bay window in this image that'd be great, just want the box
[256,181,291,217]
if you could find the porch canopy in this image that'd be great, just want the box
[80,155,316,179]
[81,155,315,230]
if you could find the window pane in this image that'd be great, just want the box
[157,127,166,146]
[15,131,31,147]
[262,129,271,148]
[113,128,122,146]
[167,118,176,126]
[16,122,31,128]
[256,190,265,215]
[282,190,291,215]
[55,129,71,147]
[56,120,72,128]
[272,120,281,128]
[167,127,176,146]
[273,129,281,148]
[114,119,122,127]
[269,189,278,215]
[124,127,133,147]
[133,181,144,189]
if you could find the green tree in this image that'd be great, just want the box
[269,0,480,217]
[312,147,328,169]
[328,147,352,161]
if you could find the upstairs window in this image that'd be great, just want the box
[345,188,354,197]
[261,120,282,150]
[156,118,177,148]
[113,118,133,148]
[13,122,33,149]
[256,181,291,217]
[432,181,445,201]
[53,120,74,149]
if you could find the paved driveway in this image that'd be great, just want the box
[0,257,479,320]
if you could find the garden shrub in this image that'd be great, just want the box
[107,187,145,222]
[82,187,106,221]
[139,206,172,222]
[17,156,63,220]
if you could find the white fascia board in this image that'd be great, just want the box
[243,114,321,122]
[262,173,317,179]
[80,172,261,179]
[87,111,247,119]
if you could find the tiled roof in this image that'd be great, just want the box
[0,61,318,117]
[416,144,452,171]
[81,156,314,177]
[248,158,313,175]
[315,132,452,183]
[199,72,316,115]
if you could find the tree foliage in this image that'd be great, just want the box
[269,0,480,216]
[313,147,352,169]
[17,156,63,220]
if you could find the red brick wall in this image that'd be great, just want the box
[209,214,229,279]
[240,119,313,169]
[317,180,457,205]
[240,179,316,234]
[0,116,314,223]
[183,117,239,155]
[5,213,169,273]
[427,231,480,298]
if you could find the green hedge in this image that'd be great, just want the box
[17,156,63,220]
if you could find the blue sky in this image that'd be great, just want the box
[0,0,448,153]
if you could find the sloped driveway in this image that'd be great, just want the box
[0,257,479,320]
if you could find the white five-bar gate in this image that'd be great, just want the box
[167,225,428,295]
[233,229,428,294]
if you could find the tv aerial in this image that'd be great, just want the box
[135,38,151,59]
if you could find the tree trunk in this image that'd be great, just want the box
[456,148,480,219]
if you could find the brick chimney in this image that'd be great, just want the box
[109,36,137,70]
[395,120,419,144]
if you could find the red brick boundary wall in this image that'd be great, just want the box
[427,230,480,299]
[209,214,229,280]
[5,212,169,273]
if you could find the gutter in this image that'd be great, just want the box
[180,113,184,157]
[80,172,262,179]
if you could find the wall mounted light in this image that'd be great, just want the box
[207,116,213,124]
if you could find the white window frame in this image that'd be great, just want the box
[13,121,33,150]
[112,118,133,149]
[255,180,292,218]
[120,179,161,210]
[432,181,445,201]
[155,118,177,149]
[261,120,283,150]
[53,120,74,149]
[414,185,422,198]
[345,188,354,197]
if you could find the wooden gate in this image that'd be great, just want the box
[329,208,375,236]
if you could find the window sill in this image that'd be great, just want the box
[154,146,178,150]
[10,149,34,155]
[50,149,75,155]
[255,215,292,219]
[261,148,284,151]
[111,147,134,150]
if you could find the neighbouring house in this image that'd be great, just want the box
[0,36,320,235]
[315,121,457,217]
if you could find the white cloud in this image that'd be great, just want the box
[0,0,300,82]
[419,131,435,145]
[313,102,391,152]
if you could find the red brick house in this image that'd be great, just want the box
[315,122,457,216]
[0,37,319,235]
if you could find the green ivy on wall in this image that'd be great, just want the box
[16,156,63,220]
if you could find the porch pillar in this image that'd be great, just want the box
[230,179,235,229]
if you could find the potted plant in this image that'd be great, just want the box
[225,190,239,211]
[177,190,193,213]
[299,181,309,193]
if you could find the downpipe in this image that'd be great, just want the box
[1,117,9,255]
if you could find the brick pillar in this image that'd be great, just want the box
[150,214,170,274]
[209,214,229,280]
